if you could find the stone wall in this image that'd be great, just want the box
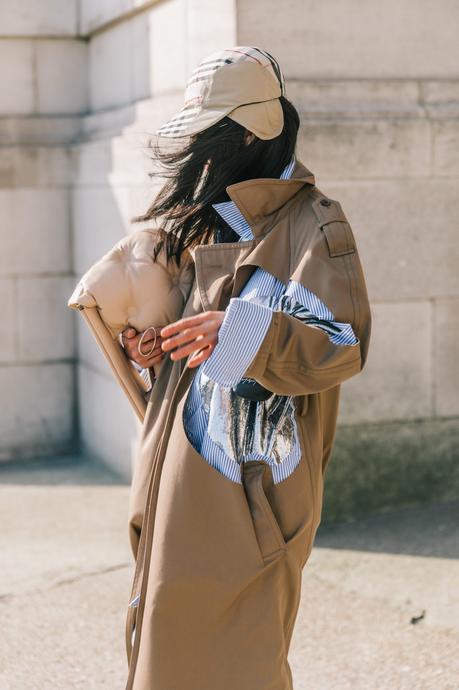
[1,0,458,518]
[0,2,83,460]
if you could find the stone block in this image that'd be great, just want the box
[34,147,73,186]
[322,179,459,302]
[186,0,236,72]
[0,147,72,188]
[76,316,110,377]
[434,298,459,417]
[432,120,459,176]
[71,140,113,187]
[339,301,433,425]
[323,418,459,524]
[297,118,431,181]
[78,363,138,479]
[36,40,88,115]
[72,187,130,274]
[79,0,123,35]
[88,14,151,111]
[129,183,162,221]
[78,100,137,142]
[79,91,183,144]
[237,0,459,78]
[0,40,34,114]
[16,276,75,362]
[0,278,16,362]
[149,0,187,94]
[0,115,80,146]
[0,148,15,187]
[111,135,162,187]
[72,136,153,188]
[288,79,420,114]
[0,363,74,460]
[0,0,77,36]
[132,92,183,132]
[79,0,152,35]
[421,80,459,107]
[0,189,70,274]
[89,21,132,111]
[131,12,151,103]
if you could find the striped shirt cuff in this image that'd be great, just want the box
[130,359,153,391]
[202,298,273,387]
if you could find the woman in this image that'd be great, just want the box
[121,46,371,690]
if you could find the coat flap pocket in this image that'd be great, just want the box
[321,220,356,257]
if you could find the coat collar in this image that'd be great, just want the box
[224,157,316,239]
[191,157,316,312]
[211,154,297,241]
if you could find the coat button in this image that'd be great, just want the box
[320,198,332,207]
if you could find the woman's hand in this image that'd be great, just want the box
[160,311,225,368]
[121,326,165,369]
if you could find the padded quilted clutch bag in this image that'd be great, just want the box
[68,228,194,422]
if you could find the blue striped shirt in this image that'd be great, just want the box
[180,155,358,484]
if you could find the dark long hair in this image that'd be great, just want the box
[133,95,300,265]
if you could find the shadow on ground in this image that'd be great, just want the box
[316,499,459,559]
[0,456,457,690]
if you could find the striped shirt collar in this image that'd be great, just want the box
[212,155,296,241]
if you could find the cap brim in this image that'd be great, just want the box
[156,97,284,140]
[155,104,234,139]
[227,99,284,140]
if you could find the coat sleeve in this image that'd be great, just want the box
[244,202,371,396]
[206,197,371,397]
[243,307,362,396]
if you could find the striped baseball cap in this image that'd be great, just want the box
[156,46,286,141]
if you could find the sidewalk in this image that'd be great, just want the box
[0,457,458,690]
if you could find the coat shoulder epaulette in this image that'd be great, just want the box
[310,190,356,258]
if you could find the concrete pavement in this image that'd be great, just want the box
[0,456,458,690]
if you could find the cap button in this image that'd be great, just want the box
[320,198,332,207]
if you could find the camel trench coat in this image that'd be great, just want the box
[125,159,371,690]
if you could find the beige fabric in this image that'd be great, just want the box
[68,228,194,418]
[228,98,283,140]
[122,158,372,690]
[156,46,285,140]
[77,307,149,422]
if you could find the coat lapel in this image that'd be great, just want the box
[192,158,316,312]
[193,240,256,312]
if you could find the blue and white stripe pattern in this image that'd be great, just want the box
[211,154,295,240]
[180,155,359,484]
[202,278,358,387]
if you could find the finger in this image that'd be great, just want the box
[187,344,214,368]
[137,345,164,361]
[123,327,163,347]
[121,333,136,350]
[160,313,210,338]
[161,323,215,352]
[137,340,164,355]
[138,332,158,345]
[126,342,163,365]
[130,352,164,369]
[123,342,138,360]
[133,333,164,356]
[169,334,214,361]
[142,352,165,368]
